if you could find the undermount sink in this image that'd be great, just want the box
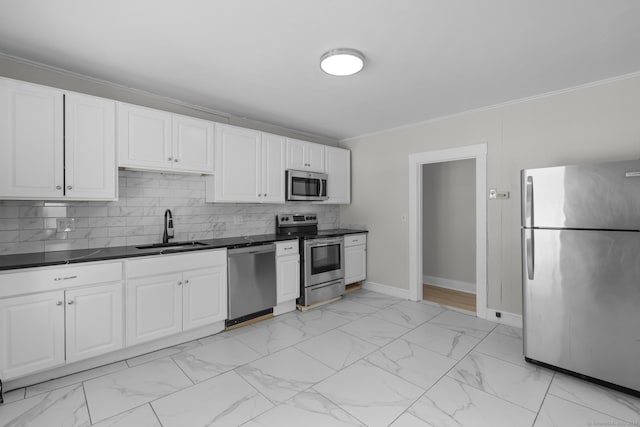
[135,241,209,250]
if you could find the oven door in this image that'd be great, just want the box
[303,237,344,287]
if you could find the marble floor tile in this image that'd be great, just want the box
[494,324,523,339]
[280,309,352,336]
[26,361,128,397]
[428,310,496,339]
[408,376,537,427]
[152,370,273,427]
[547,373,640,424]
[320,299,378,320]
[295,329,378,371]
[0,383,90,427]
[83,358,192,422]
[389,412,431,426]
[534,394,629,427]
[313,359,424,427]
[1,387,25,404]
[373,303,440,328]
[243,390,365,427]
[339,315,411,347]
[393,299,445,318]
[91,404,161,427]
[474,328,527,367]
[402,322,481,360]
[235,320,310,355]
[198,324,258,345]
[447,351,553,412]
[172,337,263,383]
[366,339,457,389]
[344,289,402,308]
[125,339,201,368]
[236,347,335,404]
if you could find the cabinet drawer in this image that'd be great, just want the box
[126,249,226,278]
[344,234,367,247]
[276,240,299,256]
[0,261,122,298]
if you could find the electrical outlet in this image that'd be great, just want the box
[233,215,243,225]
[489,189,510,199]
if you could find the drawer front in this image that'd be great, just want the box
[0,261,123,298]
[276,240,299,256]
[126,249,227,278]
[344,234,366,247]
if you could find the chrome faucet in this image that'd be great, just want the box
[163,209,174,243]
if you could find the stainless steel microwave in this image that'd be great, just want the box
[286,169,328,201]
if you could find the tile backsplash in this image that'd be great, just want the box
[0,170,340,255]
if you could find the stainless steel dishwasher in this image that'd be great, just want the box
[226,243,277,327]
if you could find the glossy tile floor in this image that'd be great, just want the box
[1,289,639,426]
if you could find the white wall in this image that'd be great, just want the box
[422,159,476,291]
[340,74,640,314]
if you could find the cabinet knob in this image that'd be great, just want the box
[56,185,62,190]
[174,158,179,162]
[185,279,189,284]
[178,281,183,286]
[67,300,74,305]
[56,301,63,306]
[168,157,173,161]
[67,185,73,190]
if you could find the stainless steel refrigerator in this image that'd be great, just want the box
[521,159,640,395]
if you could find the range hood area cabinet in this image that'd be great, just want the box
[322,146,351,205]
[117,103,215,174]
[286,138,325,172]
[206,124,286,203]
[0,77,117,201]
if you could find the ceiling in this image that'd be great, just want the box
[1,1,639,140]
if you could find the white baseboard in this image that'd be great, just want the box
[362,281,411,299]
[485,308,523,328]
[423,275,475,294]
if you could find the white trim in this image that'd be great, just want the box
[485,308,523,329]
[409,144,488,320]
[423,275,476,294]
[362,281,411,300]
[341,70,640,142]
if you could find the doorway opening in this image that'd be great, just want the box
[408,144,487,319]
[422,159,477,312]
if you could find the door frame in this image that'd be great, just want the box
[408,143,487,318]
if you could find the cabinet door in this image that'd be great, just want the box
[183,265,227,330]
[172,115,215,173]
[126,273,182,346]
[286,138,306,170]
[306,143,325,172]
[117,103,172,170]
[214,124,261,202]
[0,78,64,199]
[323,146,351,204]
[344,245,366,285]
[65,282,123,363]
[277,254,300,303]
[65,93,117,201]
[0,290,65,380]
[261,133,286,203]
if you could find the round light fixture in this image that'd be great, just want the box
[320,48,365,76]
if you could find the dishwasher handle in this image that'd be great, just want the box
[228,244,276,255]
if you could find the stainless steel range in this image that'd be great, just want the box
[276,214,345,306]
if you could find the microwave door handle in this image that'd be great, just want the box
[319,179,324,198]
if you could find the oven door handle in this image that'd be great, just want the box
[305,238,343,247]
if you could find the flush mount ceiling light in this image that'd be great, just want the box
[320,48,365,76]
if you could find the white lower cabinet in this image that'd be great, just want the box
[0,262,124,380]
[125,250,227,346]
[344,234,367,285]
[275,240,300,315]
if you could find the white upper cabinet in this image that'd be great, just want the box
[286,138,325,172]
[208,124,285,203]
[323,146,351,204]
[118,103,214,174]
[0,78,117,201]
[64,92,117,200]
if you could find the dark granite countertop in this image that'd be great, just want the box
[0,229,368,271]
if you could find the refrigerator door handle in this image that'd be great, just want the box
[526,229,534,280]
[525,176,534,227]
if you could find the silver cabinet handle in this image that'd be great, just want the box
[67,300,74,305]
[67,185,73,190]
[56,301,63,306]
[56,185,62,190]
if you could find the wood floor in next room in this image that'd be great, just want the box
[423,283,476,312]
